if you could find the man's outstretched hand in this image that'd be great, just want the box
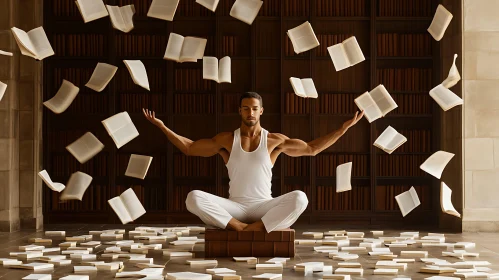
[143,108,164,128]
[342,111,365,131]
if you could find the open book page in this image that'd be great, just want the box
[60,171,93,201]
[343,36,365,67]
[179,37,207,62]
[442,54,460,89]
[420,150,455,179]
[38,170,65,192]
[27,27,55,60]
[125,154,153,179]
[75,0,109,23]
[124,60,150,90]
[301,78,318,98]
[385,133,407,153]
[108,197,133,224]
[289,77,307,98]
[218,56,231,83]
[440,182,461,218]
[395,186,421,217]
[85,63,118,92]
[336,162,352,193]
[328,44,350,72]
[107,5,135,33]
[43,79,80,114]
[202,56,219,82]
[101,112,139,149]
[429,84,463,111]
[147,0,180,21]
[0,50,13,56]
[229,0,263,25]
[163,33,184,61]
[369,84,398,116]
[0,81,7,102]
[374,126,406,154]
[196,0,220,12]
[354,92,382,123]
[65,132,105,164]
[11,27,38,59]
[287,21,320,54]
[120,188,146,221]
[428,4,453,41]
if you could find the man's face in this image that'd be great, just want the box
[239,98,263,127]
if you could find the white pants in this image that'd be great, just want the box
[185,190,309,233]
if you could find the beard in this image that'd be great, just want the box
[242,118,258,126]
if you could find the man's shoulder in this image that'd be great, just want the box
[213,132,234,145]
[268,132,289,140]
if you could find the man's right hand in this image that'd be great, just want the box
[143,108,164,128]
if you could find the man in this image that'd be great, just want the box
[143,92,364,232]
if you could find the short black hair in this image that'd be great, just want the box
[239,92,263,107]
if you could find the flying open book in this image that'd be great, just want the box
[420,151,454,179]
[60,171,93,201]
[429,84,463,111]
[289,77,318,98]
[428,4,453,41]
[75,0,109,23]
[203,56,231,83]
[0,50,13,56]
[109,188,146,224]
[11,27,54,60]
[0,81,6,102]
[125,154,153,179]
[102,111,139,149]
[43,80,79,114]
[440,182,461,218]
[374,126,407,154]
[38,170,65,192]
[124,60,150,91]
[164,33,207,63]
[395,186,421,217]
[196,0,220,12]
[66,132,105,164]
[336,162,352,193]
[328,36,365,72]
[229,0,263,25]
[85,63,118,92]
[147,0,180,21]
[442,54,460,89]
[287,21,320,54]
[106,4,135,33]
[354,84,397,123]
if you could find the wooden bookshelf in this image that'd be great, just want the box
[42,0,457,228]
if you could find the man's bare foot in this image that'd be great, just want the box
[243,220,266,231]
[226,218,248,231]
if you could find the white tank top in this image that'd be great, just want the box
[226,128,273,200]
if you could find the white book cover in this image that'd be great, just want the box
[101,111,139,149]
[287,21,320,54]
[196,0,220,12]
[66,132,105,164]
[429,84,463,111]
[440,182,461,218]
[106,4,135,33]
[354,84,397,123]
[85,62,118,92]
[229,0,263,25]
[442,54,460,89]
[328,36,365,72]
[108,188,146,224]
[420,151,454,179]
[124,60,150,90]
[428,4,453,41]
[11,27,54,60]
[38,170,65,192]
[75,0,109,23]
[166,272,212,279]
[0,81,7,102]
[7,262,54,271]
[0,50,13,56]
[60,171,93,201]
[395,186,421,217]
[252,274,282,279]
[59,276,90,280]
[125,154,153,179]
[147,0,180,21]
[373,126,407,154]
[43,79,79,114]
[116,268,164,278]
[289,77,318,98]
[164,32,207,62]
[22,274,52,280]
[336,162,352,193]
[203,56,231,83]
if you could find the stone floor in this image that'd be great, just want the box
[0,224,498,279]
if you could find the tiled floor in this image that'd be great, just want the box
[0,224,498,279]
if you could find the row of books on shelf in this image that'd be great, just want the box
[315,154,369,177]
[284,157,310,176]
[116,34,168,57]
[376,155,429,177]
[316,185,370,211]
[116,154,167,178]
[376,185,432,211]
[391,93,432,115]
[175,68,213,91]
[173,154,216,177]
[117,67,165,91]
[315,34,354,57]
[285,92,311,114]
[63,92,109,114]
[316,0,367,17]
[49,154,109,178]
[377,33,433,57]
[53,68,93,88]
[221,36,238,57]
[377,68,433,92]
[378,0,433,17]
[52,34,106,57]
[47,184,109,211]
[119,93,168,113]
[174,93,215,114]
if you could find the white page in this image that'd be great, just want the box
[0,50,13,56]
[203,56,219,82]
[108,197,133,224]
[166,272,212,280]
[147,0,180,21]
[218,56,231,83]
[354,92,382,123]
[442,54,460,89]
[420,151,454,179]
[125,154,153,179]
[22,274,52,280]
[369,84,398,116]
[107,5,135,33]
[180,37,207,62]
[11,27,38,58]
[124,60,150,90]
[163,33,184,61]
[75,0,109,23]
[66,132,104,164]
[429,84,463,111]
[43,79,79,114]
[440,182,461,218]
[120,188,146,221]
[252,274,282,279]
[60,172,93,201]
[374,126,399,151]
[27,27,54,60]
[196,0,220,12]
[336,162,352,193]
[287,21,320,54]
[343,36,365,67]
[428,4,453,41]
[289,77,307,98]
[385,133,407,154]
[229,0,263,25]
[395,186,420,217]
[328,44,350,71]
[301,78,318,98]
[0,81,7,102]
[120,5,135,32]
[101,112,139,149]
[85,63,118,92]
[38,170,65,192]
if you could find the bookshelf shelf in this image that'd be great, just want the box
[376,17,433,21]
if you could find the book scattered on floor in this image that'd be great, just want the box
[59,171,93,201]
[38,170,65,192]
[334,268,363,276]
[106,4,135,33]
[374,126,407,154]
[322,275,351,280]
[441,182,461,218]
[43,79,79,114]
[428,4,453,41]
[0,50,13,56]
[328,36,365,72]
[0,258,23,265]
[45,231,65,237]
[196,0,219,12]
[124,60,150,90]
[73,266,97,273]
[5,262,54,271]
[303,232,323,239]
[29,238,53,245]
[166,272,212,280]
[336,162,352,192]
[289,77,318,98]
[102,111,139,149]
[0,81,6,102]
[442,54,461,89]
[338,262,361,268]
[420,151,455,179]
[252,274,282,280]
[420,266,457,274]
[233,257,258,264]
[401,251,428,258]
[229,0,263,25]
[213,275,241,280]
[375,261,407,270]
[256,263,283,271]
[354,84,397,123]
[22,274,52,280]
[59,276,89,280]
[75,0,109,23]
[19,245,45,251]
[203,56,231,83]
[147,0,180,21]
[85,62,118,92]
[164,32,207,62]
[373,268,398,275]
[11,26,54,60]
[341,246,366,252]
[395,186,421,217]
[188,259,218,267]
[429,84,463,111]
[66,132,105,164]
[206,268,236,274]
[108,187,146,224]
[125,154,153,179]
[287,21,319,54]
[371,230,384,236]
[265,258,289,264]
